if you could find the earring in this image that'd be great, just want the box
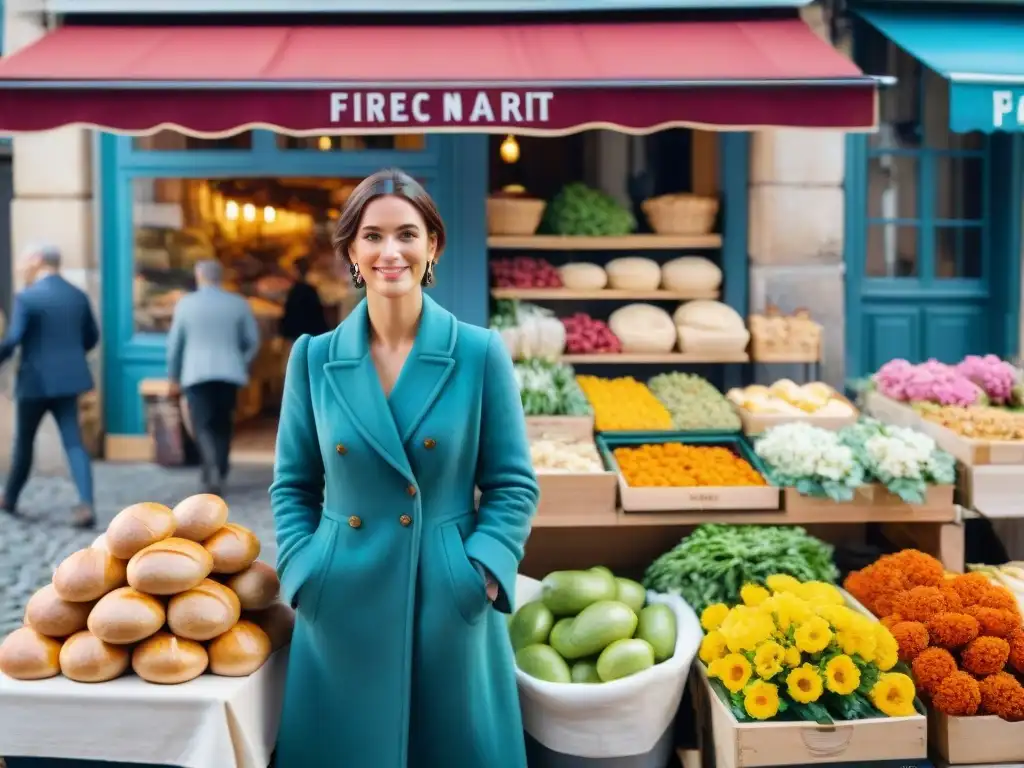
[421,261,435,287]
[350,263,365,289]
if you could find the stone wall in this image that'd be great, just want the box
[0,9,100,477]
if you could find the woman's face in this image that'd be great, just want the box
[349,195,437,299]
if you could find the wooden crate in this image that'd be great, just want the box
[930,710,1024,765]
[699,664,927,768]
[525,414,595,442]
[861,391,921,429]
[736,396,860,436]
[535,470,618,526]
[915,417,1024,466]
[782,485,956,524]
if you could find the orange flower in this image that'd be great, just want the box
[938,586,964,612]
[893,586,951,623]
[1008,628,1024,675]
[932,671,982,717]
[911,647,958,696]
[881,614,904,630]
[926,612,980,649]
[948,573,993,607]
[977,586,1022,618]
[964,606,1019,638]
[890,550,945,588]
[979,672,1024,721]
[890,621,930,662]
[961,637,1011,677]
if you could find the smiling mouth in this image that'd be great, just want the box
[374,266,409,277]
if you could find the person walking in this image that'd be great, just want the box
[279,256,329,342]
[167,260,260,495]
[271,169,539,768]
[0,244,99,528]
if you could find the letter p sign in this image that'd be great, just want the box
[993,90,1014,128]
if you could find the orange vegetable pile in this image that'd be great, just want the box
[613,443,767,488]
[576,376,674,432]
[844,549,1024,721]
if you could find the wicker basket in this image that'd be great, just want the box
[486,196,546,236]
[749,309,823,362]
[642,194,719,236]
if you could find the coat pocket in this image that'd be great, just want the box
[440,521,489,625]
[295,517,339,622]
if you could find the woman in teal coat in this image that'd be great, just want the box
[271,168,539,768]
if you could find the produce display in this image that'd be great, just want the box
[561,313,622,355]
[510,567,677,684]
[755,423,864,502]
[576,375,674,432]
[749,306,822,359]
[514,359,591,417]
[844,550,1024,721]
[673,300,750,354]
[605,257,661,291]
[541,183,637,237]
[647,373,741,431]
[915,403,1024,440]
[643,524,839,613]
[968,562,1024,616]
[490,257,563,289]
[608,304,677,354]
[0,495,293,686]
[726,380,856,418]
[874,356,1023,407]
[613,443,766,489]
[530,438,605,473]
[558,262,607,290]
[661,256,722,294]
[491,300,566,362]
[699,576,914,721]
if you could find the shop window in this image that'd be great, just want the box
[131,176,360,334]
[276,135,426,152]
[865,42,988,281]
[133,131,254,151]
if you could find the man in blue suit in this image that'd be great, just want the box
[0,244,99,528]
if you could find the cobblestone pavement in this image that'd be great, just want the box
[0,462,276,637]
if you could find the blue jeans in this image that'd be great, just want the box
[4,395,94,508]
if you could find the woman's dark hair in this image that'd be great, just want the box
[331,168,446,265]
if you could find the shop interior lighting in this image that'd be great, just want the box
[224,200,240,221]
[317,136,332,151]
[242,203,257,222]
[263,206,277,223]
[500,135,520,164]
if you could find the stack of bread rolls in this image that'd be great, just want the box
[0,494,295,685]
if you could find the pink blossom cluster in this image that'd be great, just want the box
[956,354,1017,404]
[873,358,982,406]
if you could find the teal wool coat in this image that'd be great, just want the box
[271,295,539,768]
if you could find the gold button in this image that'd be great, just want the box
[407,485,417,497]
[400,514,412,527]
[336,444,347,455]
[348,515,362,529]
[423,438,436,449]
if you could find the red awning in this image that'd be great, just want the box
[0,19,877,135]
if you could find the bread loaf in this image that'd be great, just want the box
[53,548,128,603]
[672,300,746,333]
[167,579,241,641]
[91,534,110,553]
[607,304,676,353]
[24,584,93,638]
[0,626,62,680]
[558,262,607,291]
[246,603,295,651]
[127,537,213,595]
[132,632,209,684]
[172,494,229,542]
[59,630,131,683]
[208,620,272,677]
[204,523,260,574]
[87,587,166,644]
[106,502,176,559]
[227,561,281,611]
[661,256,722,293]
[605,257,661,291]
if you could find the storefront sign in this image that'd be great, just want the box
[328,90,554,127]
[993,90,1024,129]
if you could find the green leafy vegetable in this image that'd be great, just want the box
[514,358,591,417]
[541,182,636,237]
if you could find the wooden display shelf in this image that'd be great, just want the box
[491,287,719,301]
[487,234,722,250]
[561,352,749,364]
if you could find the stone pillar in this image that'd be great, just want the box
[0,10,99,477]
[748,129,847,387]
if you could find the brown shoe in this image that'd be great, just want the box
[71,504,96,529]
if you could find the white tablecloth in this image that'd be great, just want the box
[0,650,288,768]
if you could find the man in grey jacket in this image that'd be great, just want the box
[167,260,260,495]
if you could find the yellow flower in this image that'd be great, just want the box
[796,581,845,607]
[873,626,899,672]
[836,616,877,661]
[719,653,753,694]
[794,617,833,654]
[765,573,802,594]
[699,631,728,665]
[783,646,802,668]
[743,680,780,720]
[815,604,855,631]
[786,664,824,704]
[762,590,813,631]
[824,655,861,695]
[701,603,730,632]
[869,673,917,718]
[719,606,776,653]
[741,584,771,607]
[708,658,725,679]
[753,641,786,679]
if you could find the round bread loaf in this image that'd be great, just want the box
[208,620,272,677]
[87,587,166,644]
[0,626,62,680]
[91,534,110,553]
[59,630,131,683]
[245,603,295,651]
[53,548,128,603]
[24,584,94,638]
[204,523,260,574]
[227,561,280,611]
[132,632,209,685]
[167,579,241,641]
[106,502,176,559]
[172,494,229,542]
[127,537,213,595]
